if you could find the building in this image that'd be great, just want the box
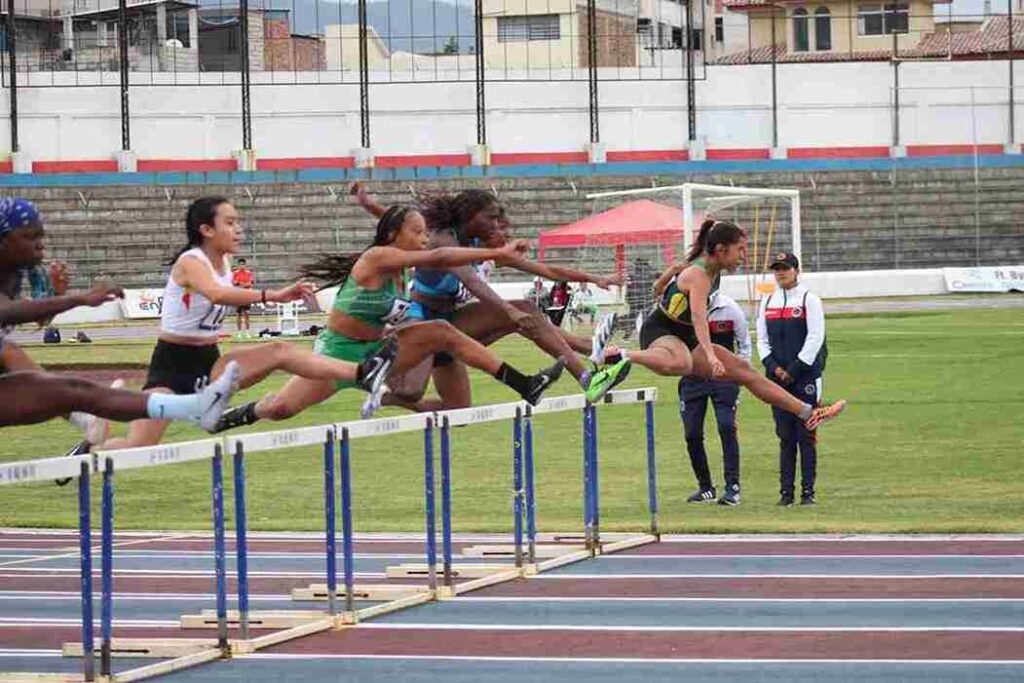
[199,8,325,72]
[481,0,638,70]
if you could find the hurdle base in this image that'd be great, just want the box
[385,563,512,579]
[291,583,428,602]
[0,674,89,682]
[63,638,220,659]
[180,609,327,629]
[354,590,435,620]
[452,567,525,596]
[536,549,593,572]
[601,533,659,555]
[462,544,585,558]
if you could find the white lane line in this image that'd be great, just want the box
[599,555,1024,560]
[358,623,1024,633]
[0,591,295,601]
[451,597,1024,604]
[0,532,195,569]
[534,574,1024,579]
[0,649,64,657]
[0,551,430,560]
[0,569,383,577]
[242,653,1024,666]
[0,618,179,627]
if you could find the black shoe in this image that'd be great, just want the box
[212,401,259,434]
[357,337,398,394]
[686,487,716,503]
[75,331,92,343]
[718,485,741,507]
[55,439,90,487]
[800,490,817,506]
[523,359,566,406]
[778,492,795,507]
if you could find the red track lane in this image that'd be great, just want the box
[623,541,1024,556]
[0,536,474,554]
[0,575,444,594]
[0,626,275,650]
[477,576,1024,599]
[266,627,1024,660]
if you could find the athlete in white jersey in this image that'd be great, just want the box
[0,197,240,445]
[86,197,397,454]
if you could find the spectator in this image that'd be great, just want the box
[756,251,829,507]
[232,257,255,339]
[573,281,598,324]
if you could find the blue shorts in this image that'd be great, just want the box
[405,301,457,366]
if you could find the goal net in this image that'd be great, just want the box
[538,183,801,335]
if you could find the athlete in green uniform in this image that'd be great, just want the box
[592,219,847,431]
[214,206,565,431]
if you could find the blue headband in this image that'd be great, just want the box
[0,198,41,238]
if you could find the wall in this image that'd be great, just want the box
[0,59,1019,161]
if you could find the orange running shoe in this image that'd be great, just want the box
[804,399,848,430]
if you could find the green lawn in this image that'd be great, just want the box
[2,307,1022,533]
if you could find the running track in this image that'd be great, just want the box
[0,530,1022,682]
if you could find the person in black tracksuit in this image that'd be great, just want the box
[756,251,828,507]
[679,292,751,507]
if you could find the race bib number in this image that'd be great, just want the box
[382,297,413,325]
[198,303,230,331]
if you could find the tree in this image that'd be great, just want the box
[442,34,459,54]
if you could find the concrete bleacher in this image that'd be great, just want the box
[10,165,1024,290]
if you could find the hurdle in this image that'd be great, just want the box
[30,386,659,683]
[0,453,95,682]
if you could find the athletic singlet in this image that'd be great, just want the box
[332,271,411,327]
[160,248,235,339]
[411,228,473,305]
[657,257,721,327]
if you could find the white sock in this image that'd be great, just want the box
[799,403,813,420]
[67,412,93,433]
[146,393,201,422]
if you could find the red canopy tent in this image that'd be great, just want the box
[538,199,690,276]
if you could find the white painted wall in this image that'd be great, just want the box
[0,60,1018,161]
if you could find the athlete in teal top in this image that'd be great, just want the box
[594,219,848,432]
[213,205,566,431]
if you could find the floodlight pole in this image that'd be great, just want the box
[1010,0,1015,146]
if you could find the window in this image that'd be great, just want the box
[671,26,683,48]
[714,16,724,43]
[690,28,703,51]
[858,3,908,35]
[793,8,809,52]
[497,14,560,42]
[814,7,831,50]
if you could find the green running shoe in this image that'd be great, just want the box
[584,358,632,403]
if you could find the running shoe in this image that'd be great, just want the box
[54,439,90,487]
[804,399,847,430]
[800,490,817,506]
[686,487,716,503]
[357,337,398,394]
[584,357,631,404]
[197,361,240,433]
[522,359,566,406]
[718,484,741,507]
[589,312,617,365]
[778,492,795,507]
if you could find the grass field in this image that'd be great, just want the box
[2,307,1022,533]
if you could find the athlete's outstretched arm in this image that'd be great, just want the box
[0,283,122,327]
[359,240,529,277]
[350,182,388,219]
[496,255,623,289]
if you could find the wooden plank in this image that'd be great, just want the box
[354,591,434,621]
[291,583,428,602]
[112,647,223,683]
[0,675,84,682]
[180,610,326,629]
[536,549,593,573]
[243,616,339,652]
[452,567,525,596]
[462,544,585,558]
[600,534,659,555]
[385,563,511,579]
[63,638,217,658]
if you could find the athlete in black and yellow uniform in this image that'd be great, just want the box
[600,219,847,432]
[640,256,721,352]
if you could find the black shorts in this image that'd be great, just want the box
[433,351,456,367]
[639,309,698,351]
[237,305,251,313]
[143,340,221,395]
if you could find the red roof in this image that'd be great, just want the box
[709,16,1024,64]
[724,0,950,8]
[538,200,685,252]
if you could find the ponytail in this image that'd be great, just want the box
[686,219,745,263]
[418,189,497,245]
[300,204,414,290]
[167,196,230,266]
